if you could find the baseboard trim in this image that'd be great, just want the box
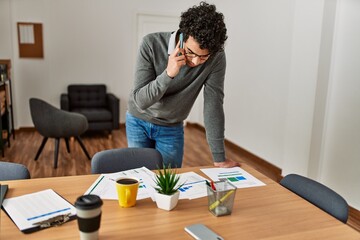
[16,127,36,132]
[348,206,360,232]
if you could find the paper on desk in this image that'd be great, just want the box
[85,167,209,201]
[146,171,208,200]
[85,167,156,200]
[200,167,266,188]
[177,172,208,200]
[2,189,76,232]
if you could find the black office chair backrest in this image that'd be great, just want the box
[0,162,30,181]
[91,148,163,174]
[280,174,348,223]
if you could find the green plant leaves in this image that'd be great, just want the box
[154,164,183,195]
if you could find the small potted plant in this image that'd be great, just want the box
[154,164,183,211]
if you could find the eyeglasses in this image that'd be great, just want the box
[184,49,210,61]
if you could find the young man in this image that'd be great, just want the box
[126,2,239,168]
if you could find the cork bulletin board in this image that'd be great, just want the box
[17,22,44,58]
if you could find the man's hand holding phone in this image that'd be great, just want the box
[166,34,185,78]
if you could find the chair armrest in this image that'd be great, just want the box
[106,93,120,129]
[60,93,70,111]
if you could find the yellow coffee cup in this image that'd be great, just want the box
[115,177,139,208]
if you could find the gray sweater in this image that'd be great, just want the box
[128,32,226,162]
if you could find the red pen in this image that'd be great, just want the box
[210,181,217,191]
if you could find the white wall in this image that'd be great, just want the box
[221,0,296,169]
[320,0,360,209]
[0,0,359,209]
[0,0,12,57]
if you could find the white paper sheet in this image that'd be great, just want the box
[177,172,208,200]
[19,24,35,44]
[200,167,266,188]
[2,189,76,232]
[85,167,210,201]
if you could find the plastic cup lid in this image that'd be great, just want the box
[75,194,103,210]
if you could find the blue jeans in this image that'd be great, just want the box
[126,112,184,168]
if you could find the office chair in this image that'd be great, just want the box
[29,98,91,169]
[91,148,163,174]
[0,162,30,181]
[280,174,348,223]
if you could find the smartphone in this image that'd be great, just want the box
[184,224,224,240]
[178,33,184,56]
[179,32,184,49]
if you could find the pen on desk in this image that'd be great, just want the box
[210,181,217,191]
[206,180,217,191]
[88,175,105,195]
[209,190,235,211]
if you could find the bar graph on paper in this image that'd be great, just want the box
[177,172,208,200]
[84,167,156,200]
[218,171,246,182]
[200,167,266,188]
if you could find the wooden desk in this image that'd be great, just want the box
[1,165,359,239]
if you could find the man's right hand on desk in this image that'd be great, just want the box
[214,158,240,168]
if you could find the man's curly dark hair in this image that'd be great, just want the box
[179,1,228,55]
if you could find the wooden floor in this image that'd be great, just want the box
[2,124,276,180]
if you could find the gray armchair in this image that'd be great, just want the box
[61,84,120,135]
[29,98,91,169]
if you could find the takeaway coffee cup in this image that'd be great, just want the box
[116,177,139,207]
[75,194,103,240]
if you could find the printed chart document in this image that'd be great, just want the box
[201,167,266,188]
[85,167,210,201]
[85,167,155,200]
[177,172,208,200]
[2,189,76,233]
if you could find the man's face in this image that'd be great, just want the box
[184,36,210,67]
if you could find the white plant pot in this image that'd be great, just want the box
[155,190,180,211]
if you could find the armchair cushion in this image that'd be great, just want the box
[68,85,107,108]
[61,84,120,133]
